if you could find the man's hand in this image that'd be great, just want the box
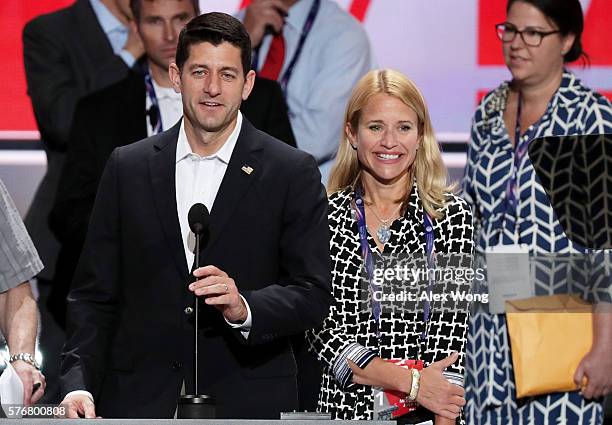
[417,352,465,420]
[243,0,289,48]
[123,21,145,60]
[60,393,98,419]
[12,360,45,405]
[190,266,247,323]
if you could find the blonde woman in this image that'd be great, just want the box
[307,69,473,424]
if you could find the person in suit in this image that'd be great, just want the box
[58,11,331,419]
[48,0,295,330]
[22,0,145,288]
[240,0,375,183]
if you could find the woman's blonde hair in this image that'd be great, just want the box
[327,69,454,220]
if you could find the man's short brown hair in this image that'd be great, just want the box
[129,0,201,23]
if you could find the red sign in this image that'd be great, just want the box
[1,0,73,131]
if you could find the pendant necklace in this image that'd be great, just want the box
[366,203,401,244]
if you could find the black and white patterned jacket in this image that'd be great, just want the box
[307,184,474,420]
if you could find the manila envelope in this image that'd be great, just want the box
[505,294,592,398]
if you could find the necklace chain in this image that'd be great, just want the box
[365,203,401,225]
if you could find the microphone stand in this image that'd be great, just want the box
[194,231,200,395]
[177,229,215,419]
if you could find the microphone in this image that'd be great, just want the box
[178,203,215,419]
[188,203,210,237]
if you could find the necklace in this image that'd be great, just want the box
[366,203,401,244]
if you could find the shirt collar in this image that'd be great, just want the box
[485,69,579,136]
[176,111,243,164]
[555,69,581,108]
[151,77,182,101]
[285,0,316,32]
[89,0,127,35]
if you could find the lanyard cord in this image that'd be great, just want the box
[252,0,321,98]
[144,66,163,134]
[353,188,436,360]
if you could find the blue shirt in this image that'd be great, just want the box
[239,0,375,183]
[89,0,136,67]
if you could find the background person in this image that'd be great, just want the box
[22,0,145,292]
[239,0,375,182]
[0,179,46,406]
[462,0,612,423]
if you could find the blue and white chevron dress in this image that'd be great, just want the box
[462,70,612,425]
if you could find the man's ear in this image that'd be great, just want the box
[169,63,182,94]
[241,70,256,101]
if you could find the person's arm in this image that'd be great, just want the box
[462,107,488,244]
[0,282,46,406]
[0,180,46,405]
[49,96,101,246]
[118,22,144,67]
[242,153,332,343]
[572,97,612,399]
[287,24,373,164]
[59,149,124,417]
[430,200,474,423]
[22,19,130,149]
[574,303,612,399]
[306,313,465,420]
[242,0,289,48]
[349,355,465,421]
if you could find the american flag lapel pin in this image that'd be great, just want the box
[241,165,254,175]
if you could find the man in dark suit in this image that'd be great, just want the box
[59,12,330,419]
[22,0,145,287]
[48,0,295,329]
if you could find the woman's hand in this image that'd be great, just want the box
[574,346,612,399]
[435,415,457,425]
[574,308,612,399]
[417,352,465,420]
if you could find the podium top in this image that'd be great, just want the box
[9,420,395,424]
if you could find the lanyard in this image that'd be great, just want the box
[505,93,530,211]
[353,189,435,360]
[353,189,380,333]
[253,0,320,96]
[422,213,435,342]
[144,67,163,134]
[502,92,531,241]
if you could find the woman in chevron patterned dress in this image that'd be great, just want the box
[307,69,474,424]
[462,0,612,424]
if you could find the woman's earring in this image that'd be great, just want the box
[351,144,357,150]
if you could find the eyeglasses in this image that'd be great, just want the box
[495,23,560,47]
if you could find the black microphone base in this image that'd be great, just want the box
[177,395,216,419]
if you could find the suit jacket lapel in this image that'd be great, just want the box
[149,122,189,280]
[73,0,117,71]
[206,119,263,253]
